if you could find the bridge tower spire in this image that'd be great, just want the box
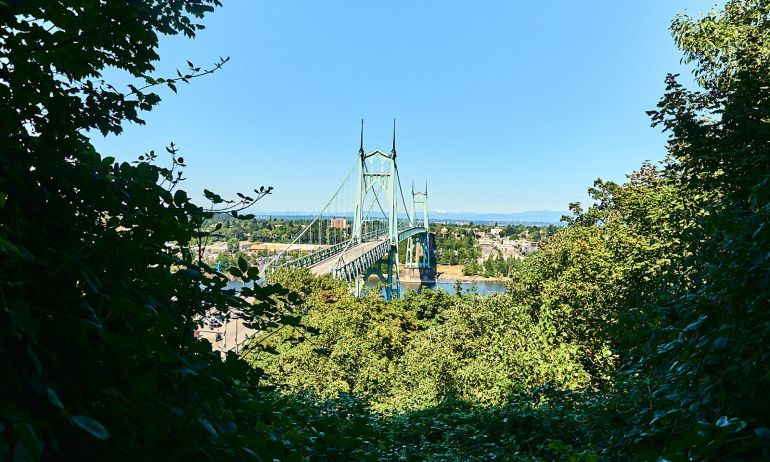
[352,119,399,247]
[405,181,433,274]
[353,119,365,243]
[422,180,429,230]
[389,119,398,247]
[359,118,365,159]
[350,120,403,299]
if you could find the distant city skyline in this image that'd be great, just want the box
[91,0,712,213]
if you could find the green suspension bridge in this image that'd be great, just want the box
[263,121,435,299]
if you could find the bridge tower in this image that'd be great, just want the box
[354,120,400,299]
[403,182,437,283]
[263,120,433,299]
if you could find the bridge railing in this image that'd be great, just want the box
[361,227,388,241]
[264,241,350,275]
[331,239,390,281]
[265,227,391,276]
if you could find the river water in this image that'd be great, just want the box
[367,279,507,297]
[227,279,507,297]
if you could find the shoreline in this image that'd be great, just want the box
[434,264,509,283]
[434,276,509,283]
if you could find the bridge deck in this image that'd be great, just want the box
[307,239,386,276]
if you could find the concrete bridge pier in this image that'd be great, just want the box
[401,231,437,284]
[400,265,437,284]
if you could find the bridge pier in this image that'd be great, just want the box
[399,266,437,284]
[402,231,437,284]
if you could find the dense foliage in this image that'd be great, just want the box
[3,0,770,460]
[0,2,312,460]
[248,2,770,458]
[435,226,481,265]
[249,272,592,412]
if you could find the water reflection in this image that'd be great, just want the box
[367,279,507,297]
[227,279,508,297]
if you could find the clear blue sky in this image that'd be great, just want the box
[91,0,713,214]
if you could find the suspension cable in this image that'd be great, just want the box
[265,160,357,270]
[396,167,413,225]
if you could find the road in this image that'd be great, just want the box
[307,239,386,275]
[197,315,257,354]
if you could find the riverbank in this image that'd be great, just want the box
[435,264,510,283]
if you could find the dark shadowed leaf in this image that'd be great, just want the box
[70,415,110,440]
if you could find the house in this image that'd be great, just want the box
[478,238,496,247]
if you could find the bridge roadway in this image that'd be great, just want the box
[307,238,387,276]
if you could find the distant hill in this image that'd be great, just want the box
[249,210,568,225]
[429,210,568,224]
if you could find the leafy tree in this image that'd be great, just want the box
[248,270,592,414]
[0,2,304,460]
[227,236,240,254]
[632,1,770,457]
[5,1,770,461]
[507,164,686,384]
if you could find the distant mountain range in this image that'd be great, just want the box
[429,210,568,224]
[250,210,568,225]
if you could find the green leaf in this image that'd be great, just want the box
[70,415,110,440]
[47,387,65,410]
[17,422,42,461]
[755,427,770,440]
[177,268,202,280]
[27,346,42,373]
[198,417,218,437]
[712,336,728,349]
[716,416,730,427]
[238,256,248,273]
[203,189,224,204]
[173,189,188,206]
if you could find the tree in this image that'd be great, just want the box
[0,2,301,460]
[634,1,770,457]
[227,236,240,254]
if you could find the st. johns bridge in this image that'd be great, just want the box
[263,121,435,299]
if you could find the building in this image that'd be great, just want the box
[478,238,496,247]
[330,217,348,229]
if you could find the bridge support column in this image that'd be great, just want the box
[402,232,437,284]
[386,245,400,300]
[360,245,400,300]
